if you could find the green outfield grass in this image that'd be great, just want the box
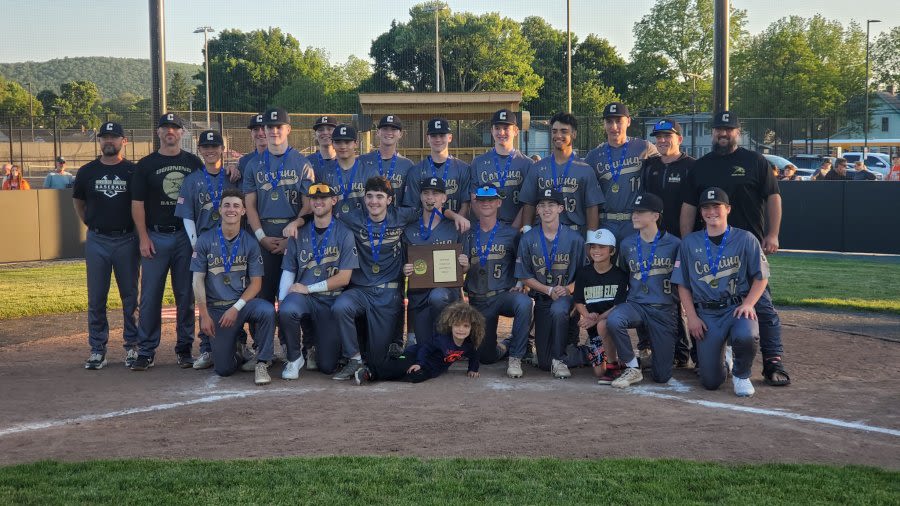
[0,457,897,505]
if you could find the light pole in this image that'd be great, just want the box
[194,26,214,128]
[26,81,34,141]
[424,3,447,92]
[567,0,572,113]
[864,19,881,154]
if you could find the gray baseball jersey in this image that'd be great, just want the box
[282,218,359,286]
[190,228,264,304]
[358,151,415,206]
[518,155,605,228]
[314,157,380,216]
[462,221,520,294]
[241,148,315,219]
[469,149,533,224]
[403,156,471,212]
[338,207,419,287]
[585,138,658,213]
[403,214,460,247]
[671,226,769,303]
[618,230,681,305]
[174,167,239,233]
[515,225,586,286]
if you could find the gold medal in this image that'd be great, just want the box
[211,211,220,221]
[710,279,718,288]
[546,274,554,285]
[313,267,322,277]
[611,183,620,193]
[642,284,649,294]
[223,276,231,285]
[342,203,350,213]
[271,192,280,201]
[372,264,380,274]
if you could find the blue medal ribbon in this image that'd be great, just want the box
[550,152,575,192]
[418,208,440,241]
[492,149,514,190]
[636,230,662,284]
[377,152,397,180]
[311,218,335,267]
[335,159,359,203]
[263,147,292,194]
[366,216,387,265]
[428,155,450,183]
[538,227,560,283]
[704,226,731,279]
[216,226,242,275]
[475,221,500,267]
[605,139,630,184]
[202,165,224,215]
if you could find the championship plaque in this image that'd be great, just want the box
[407,244,463,289]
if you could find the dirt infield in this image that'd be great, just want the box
[0,309,898,469]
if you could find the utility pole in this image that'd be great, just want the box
[713,0,729,112]
[865,19,881,154]
[195,26,214,128]
[149,0,167,151]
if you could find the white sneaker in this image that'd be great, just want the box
[305,347,318,371]
[84,353,107,370]
[551,359,571,379]
[255,362,271,385]
[733,376,755,397]
[724,345,734,377]
[193,351,213,370]
[124,349,138,368]
[507,357,523,378]
[611,367,643,388]
[282,355,305,380]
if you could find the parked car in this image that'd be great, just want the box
[840,152,889,179]
[789,154,834,171]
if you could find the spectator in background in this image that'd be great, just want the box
[779,164,800,181]
[852,161,877,181]
[2,164,31,190]
[888,156,900,181]
[811,160,832,180]
[1,163,11,188]
[43,157,75,189]
[771,164,780,179]
[821,158,850,181]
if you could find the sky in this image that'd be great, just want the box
[0,0,895,65]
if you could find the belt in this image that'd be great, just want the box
[90,227,133,236]
[150,225,182,233]
[601,212,632,220]
[694,296,743,310]
[467,289,505,300]
[209,299,238,308]
[373,282,400,289]
[262,218,291,224]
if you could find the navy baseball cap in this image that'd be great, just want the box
[537,188,564,205]
[197,130,224,147]
[420,176,446,193]
[492,109,517,126]
[633,192,664,213]
[378,114,403,130]
[98,122,125,138]
[158,113,184,129]
[603,102,630,118]
[246,113,264,129]
[331,124,357,141]
[474,184,502,200]
[56,156,66,163]
[651,118,682,136]
[313,115,337,130]
[699,187,730,206]
[712,111,739,129]
[262,107,290,126]
[427,118,451,135]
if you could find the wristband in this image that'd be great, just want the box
[547,286,553,296]
[254,229,266,241]
[521,225,532,233]
[232,299,246,311]
[308,280,328,293]
[515,281,524,289]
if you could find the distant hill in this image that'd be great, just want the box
[0,57,202,99]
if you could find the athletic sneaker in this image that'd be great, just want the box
[124,349,138,368]
[507,357,523,378]
[597,365,623,385]
[84,353,107,370]
[281,355,305,380]
[611,367,643,388]
[733,376,755,397]
[354,366,372,385]
[305,346,318,371]
[332,358,363,381]
[130,355,154,371]
[176,353,194,369]
[241,357,257,372]
[254,362,271,385]
[551,359,571,379]
[193,352,213,370]
[724,345,734,377]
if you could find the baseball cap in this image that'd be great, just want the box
[56,156,66,163]
[246,113,264,129]
[699,187,730,206]
[307,182,337,198]
[377,115,403,130]
[420,176,446,193]
[197,130,224,147]
[331,124,357,141]
[312,115,337,130]
[712,111,739,129]
[262,107,290,126]
[158,113,184,129]
[427,118,451,135]
[650,118,682,136]
[586,228,616,247]
[537,188,564,205]
[603,102,630,118]
[474,184,502,200]
[98,122,125,138]
[633,192,664,213]
[491,109,517,126]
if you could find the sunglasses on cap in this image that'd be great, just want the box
[655,121,675,131]
[308,183,334,196]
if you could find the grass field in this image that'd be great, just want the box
[0,255,896,320]
[0,457,897,505]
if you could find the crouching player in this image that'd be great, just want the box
[671,187,763,397]
[191,188,275,385]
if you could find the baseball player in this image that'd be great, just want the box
[403,117,472,216]
[519,112,603,233]
[605,193,681,388]
[358,115,414,205]
[402,177,464,348]
[278,183,359,378]
[516,188,587,378]
[308,115,337,175]
[680,111,789,387]
[190,188,275,385]
[672,187,766,397]
[73,121,140,369]
[463,184,532,378]
[314,124,378,217]
[130,113,204,370]
[237,113,267,177]
[584,102,659,244]
[469,109,533,228]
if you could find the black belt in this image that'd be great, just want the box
[90,227,133,236]
[467,289,506,300]
[695,296,743,310]
[150,225,182,233]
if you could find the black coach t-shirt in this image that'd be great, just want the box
[132,150,203,228]
[682,147,779,241]
[641,153,696,238]
[573,264,629,315]
[72,158,136,231]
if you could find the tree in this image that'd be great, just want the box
[167,71,195,111]
[573,34,627,94]
[272,56,372,114]
[871,26,900,88]
[52,80,102,128]
[520,16,572,115]
[36,90,58,113]
[0,76,43,119]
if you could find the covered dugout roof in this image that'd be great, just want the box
[358,91,523,121]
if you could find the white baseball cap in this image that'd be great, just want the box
[586,228,616,247]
